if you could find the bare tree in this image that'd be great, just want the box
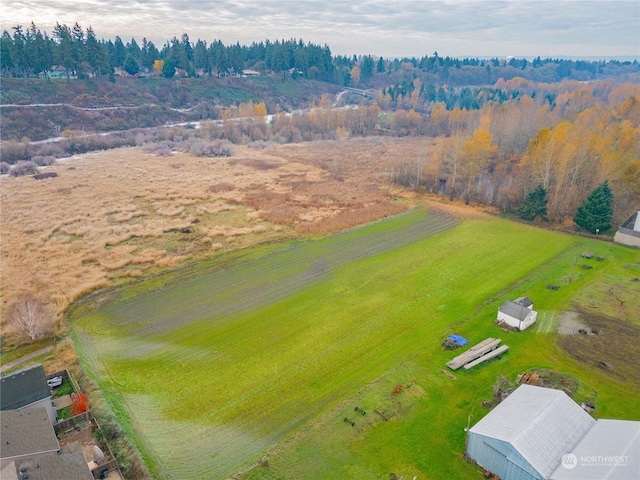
[8,294,53,341]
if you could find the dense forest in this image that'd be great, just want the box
[2,22,639,87]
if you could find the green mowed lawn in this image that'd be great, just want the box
[71,211,640,479]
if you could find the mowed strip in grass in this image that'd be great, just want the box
[73,213,577,479]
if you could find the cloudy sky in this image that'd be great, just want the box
[1,0,638,59]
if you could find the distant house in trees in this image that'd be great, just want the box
[242,69,260,77]
[0,364,56,424]
[497,297,537,331]
[613,209,640,248]
[113,67,129,77]
[39,65,75,80]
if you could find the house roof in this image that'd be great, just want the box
[550,419,640,480]
[620,210,640,231]
[0,364,51,411]
[0,408,59,460]
[469,384,595,479]
[498,301,532,321]
[514,296,533,308]
[8,452,94,480]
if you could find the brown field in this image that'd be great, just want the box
[558,311,640,388]
[1,136,470,340]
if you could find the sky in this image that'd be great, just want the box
[1,0,638,59]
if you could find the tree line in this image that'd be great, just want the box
[1,22,638,85]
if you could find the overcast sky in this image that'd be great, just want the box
[1,0,638,59]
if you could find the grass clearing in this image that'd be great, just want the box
[67,211,640,480]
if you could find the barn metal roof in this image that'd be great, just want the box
[550,419,640,480]
[469,384,595,479]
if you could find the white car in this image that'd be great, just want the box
[47,376,63,388]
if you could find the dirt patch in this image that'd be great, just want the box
[558,311,593,335]
[558,312,640,387]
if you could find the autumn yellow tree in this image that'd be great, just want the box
[459,118,498,203]
[153,59,164,76]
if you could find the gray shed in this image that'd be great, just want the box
[466,385,594,480]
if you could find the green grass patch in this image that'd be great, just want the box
[57,406,72,422]
[53,378,75,398]
[70,211,640,479]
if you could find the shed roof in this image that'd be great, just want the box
[498,301,531,321]
[9,453,94,480]
[514,296,533,308]
[0,408,59,460]
[0,364,51,411]
[550,419,640,480]
[469,384,595,479]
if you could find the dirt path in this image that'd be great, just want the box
[0,345,54,373]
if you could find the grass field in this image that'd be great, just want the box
[69,209,640,479]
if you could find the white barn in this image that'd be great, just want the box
[497,296,538,330]
[466,385,595,480]
[613,210,640,248]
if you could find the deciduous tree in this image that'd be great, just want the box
[8,294,53,341]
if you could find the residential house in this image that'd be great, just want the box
[0,408,59,469]
[0,365,56,424]
[0,408,92,479]
[39,65,76,80]
[497,296,538,330]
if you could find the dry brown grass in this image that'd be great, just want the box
[0,137,470,336]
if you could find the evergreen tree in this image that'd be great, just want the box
[162,56,176,78]
[85,27,110,78]
[517,185,547,221]
[573,181,614,233]
[112,35,126,67]
[123,53,139,75]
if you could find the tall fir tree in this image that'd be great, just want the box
[518,185,548,221]
[573,181,614,234]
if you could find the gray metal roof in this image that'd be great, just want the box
[469,385,595,479]
[499,301,532,321]
[0,408,59,460]
[10,453,94,480]
[0,364,51,410]
[550,419,640,480]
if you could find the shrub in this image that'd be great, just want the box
[33,172,58,180]
[31,155,56,166]
[0,162,10,174]
[10,161,38,176]
[188,139,234,157]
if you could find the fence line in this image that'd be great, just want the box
[53,410,94,433]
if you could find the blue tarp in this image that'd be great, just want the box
[448,334,469,346]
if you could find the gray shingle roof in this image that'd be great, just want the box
[0,408,59,460]
[469,385,595,479]
[11,453,94,480]
[0,364,51,410]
